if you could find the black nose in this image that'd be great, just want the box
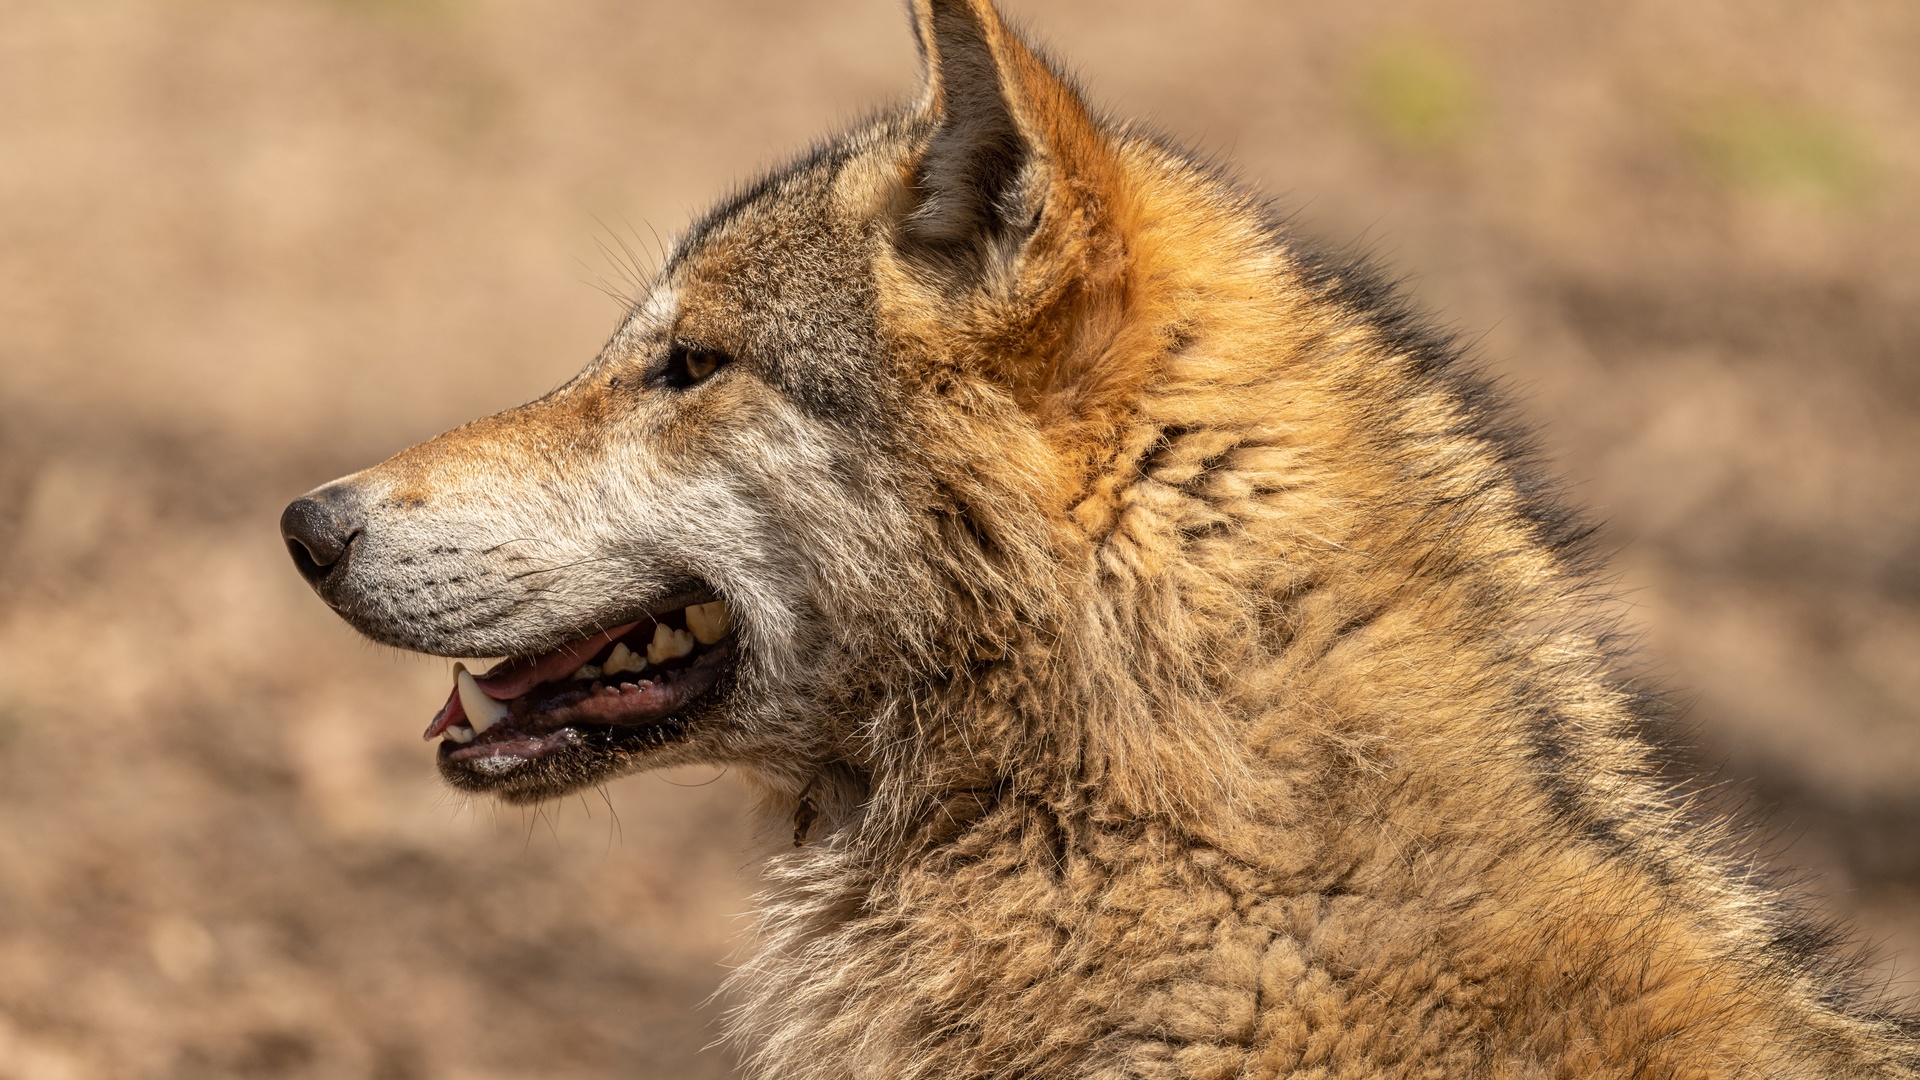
[280,494,359,586]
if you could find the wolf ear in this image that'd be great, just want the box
[900,0,1090,268]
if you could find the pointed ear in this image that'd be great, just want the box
[900,0,1095,267]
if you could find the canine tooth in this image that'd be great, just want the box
[572,663,602,680]
[603,642,646,676]
[686,601,732,645]
[455,664,510,734]
[444,725,475,745]
[647,624,695,664]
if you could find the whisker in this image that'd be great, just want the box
[505,553,631,582]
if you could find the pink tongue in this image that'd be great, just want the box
[422,685,465,741]
[472,622,640,700]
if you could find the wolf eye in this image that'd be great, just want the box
[660,343,732,389]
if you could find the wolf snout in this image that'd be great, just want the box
[280,488,362,586]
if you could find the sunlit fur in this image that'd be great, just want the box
[292,0,1919,1074]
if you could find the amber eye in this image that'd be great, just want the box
[659,343,732,389]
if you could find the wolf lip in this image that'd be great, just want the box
[425,599,733,762]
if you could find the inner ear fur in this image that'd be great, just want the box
[900,0,1109,271]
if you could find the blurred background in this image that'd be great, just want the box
[1,0,1916,1076]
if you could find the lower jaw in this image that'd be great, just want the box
[436,715,690,765]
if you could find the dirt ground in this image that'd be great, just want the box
[1,0,1916,1076]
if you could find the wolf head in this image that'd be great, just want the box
[280,0,1181,808]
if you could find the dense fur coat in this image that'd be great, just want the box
[284,1,1920,1076]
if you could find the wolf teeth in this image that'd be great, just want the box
[455,663,510,734]
[685,601,732,645]
[443,725,475,744]
[572,663,602,680]
[603,642,647,676]
[648,623,696,665]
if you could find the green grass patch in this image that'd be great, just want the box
[1353,35,1483,151]
[1687,97,1876,205]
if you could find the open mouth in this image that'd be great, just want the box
[424,599,733,765]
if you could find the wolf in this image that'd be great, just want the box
[280,1,1919,1075]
